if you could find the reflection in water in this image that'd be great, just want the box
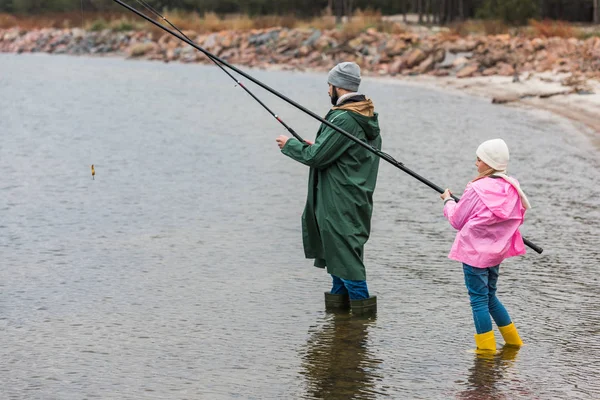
[300,311,382,400]
[458,347,521,400]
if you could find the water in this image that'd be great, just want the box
[1,53,599,399]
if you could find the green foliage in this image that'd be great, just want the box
[88,18,108,31]
[476,0,539,25]
[110,18,136,31]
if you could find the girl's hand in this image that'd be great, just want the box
[440,189,452,201]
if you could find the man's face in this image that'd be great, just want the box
[328,84,339,106]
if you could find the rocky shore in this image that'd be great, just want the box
[2,27,599,134]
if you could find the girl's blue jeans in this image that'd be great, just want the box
[330,275,370,300]
[463,264,512,334]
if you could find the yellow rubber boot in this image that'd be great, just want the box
[474,330,497,352]
[499,322,524,347]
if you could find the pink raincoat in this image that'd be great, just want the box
[444,177,526,268]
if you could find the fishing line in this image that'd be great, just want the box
[132,0,308,143]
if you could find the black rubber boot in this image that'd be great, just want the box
[324,291,350,310]
[350,296,377,316]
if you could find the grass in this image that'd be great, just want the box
[578,30,600,40]
[0,12,145,30]
[444,18,600,40]
[0,9,405,35]
[3,11,593,42]
[449,19,510,36]
[527,19,576,38]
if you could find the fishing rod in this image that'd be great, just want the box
[130,0,307,144]
[110,0,543,255]
[111,0,402,165]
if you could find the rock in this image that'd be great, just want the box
[492,95,521,104]
[221,35,234,48]
[432,48,446,64]
[449,39,479,53]
[297,45,310,57]
[497,62,515,76]
[535,50,548,62]
[430,69,450,77]
[303,30,321,47]
[405,48,427,68]
[378,63,390,75]
[389,57,406,75]
[348,37,363,49]
[494,34,511,42]
[385,39,408,56]
[452,56,469,68]
[3,29,21,41]
[128,42,158,58]
[417,55,435,74]
[456,63,479,78]
[202,33,218,49]
[482,67,497,76]
[479,50,507,68]
[314,36,332,51]
[531,38,545,51]
[248,30,279,46]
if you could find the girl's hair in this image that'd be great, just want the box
[472,167,501,182]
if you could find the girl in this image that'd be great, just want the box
[440,138,528,352]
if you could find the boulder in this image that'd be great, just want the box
[456,63,479,78]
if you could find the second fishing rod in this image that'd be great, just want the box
[113,0,404,169]
[111,0,543,254]
[131,0,307,144]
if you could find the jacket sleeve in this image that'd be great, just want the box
[280,111,357,169]
[444,185,481,230]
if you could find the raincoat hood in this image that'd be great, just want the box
[333,98,380,140]
[470,177,525,219]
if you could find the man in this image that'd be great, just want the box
[276,62,381,314]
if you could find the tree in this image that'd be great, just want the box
[476,0,538,25]
[594,0,599,24]
[335,0,343,23]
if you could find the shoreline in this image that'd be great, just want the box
[381,73,600,141]
[1,24,598,139]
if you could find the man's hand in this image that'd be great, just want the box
[440,189,452,201]
[276,135,290,149]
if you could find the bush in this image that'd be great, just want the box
[528,19,575,38]
[109,18,137,32]
[88,19,108,31]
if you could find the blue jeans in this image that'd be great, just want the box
[330,275,370,300]
[463,264,512,334]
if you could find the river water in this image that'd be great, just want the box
[1,53,599,399]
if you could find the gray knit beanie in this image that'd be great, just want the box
[327,62,361,92]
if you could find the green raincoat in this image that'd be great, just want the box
[281,97,381,281]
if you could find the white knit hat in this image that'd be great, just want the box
[476,139,509,171]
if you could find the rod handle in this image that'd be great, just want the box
[524,238,543,254]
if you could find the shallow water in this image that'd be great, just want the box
[1,53,599,399]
